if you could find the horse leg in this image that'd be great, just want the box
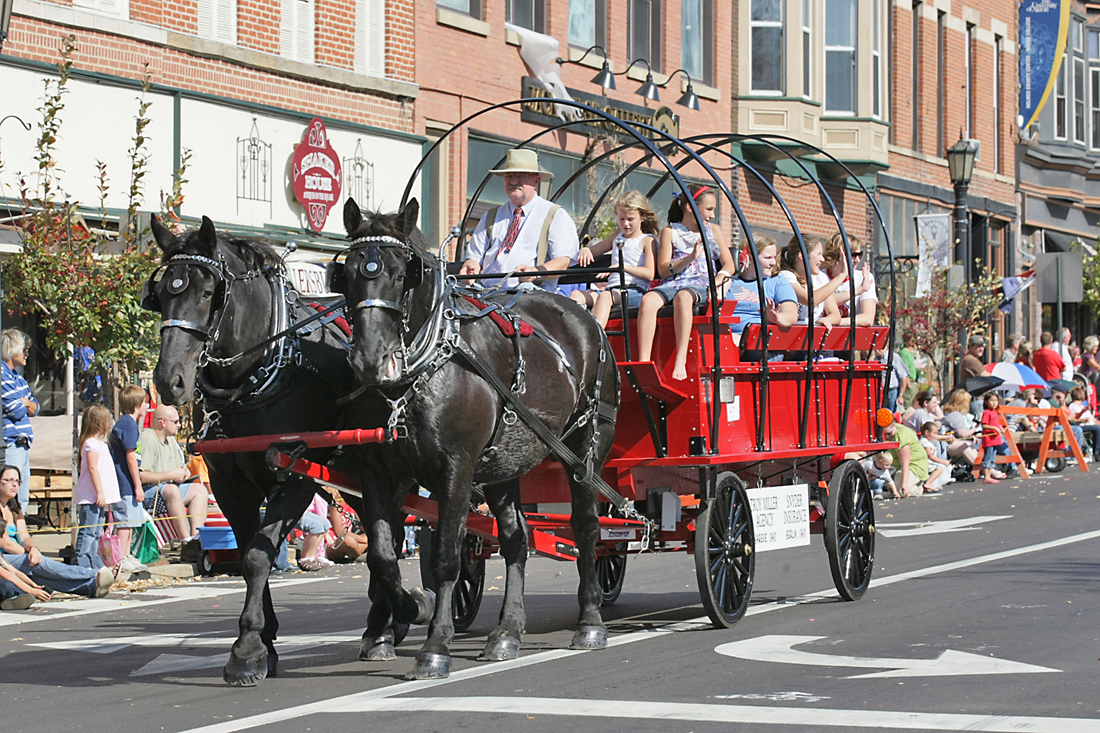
[480,478,527,661]
[568,477,607,650]
[406,467,472,680]
[223,477,314,686]
[360,505,413,661]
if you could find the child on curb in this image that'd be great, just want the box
[980,392,1010,484]
[109,385,149,573]
[919,421,951,493]
[572,191,659,327]
[862,452,897,500]
[0,552,51,609]
[73,405,124,571]
[636,184,735,381]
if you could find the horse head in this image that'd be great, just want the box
[336,197,428,387]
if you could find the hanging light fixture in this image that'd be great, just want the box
[555,45,616,91]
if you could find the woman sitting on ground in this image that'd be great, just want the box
[0,465,114,598]
[821,233,877,326]
[1068,386,1100,461]
[939,389,981,466]
[901,389,944,432]
[325,501,368,564]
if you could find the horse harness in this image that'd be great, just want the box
[340,234,627,515]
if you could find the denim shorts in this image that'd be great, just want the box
[606,286,645,308]
[141,481,196,511]
[116,494,145,528]
[650,282,709,304]
[297,512,332,536]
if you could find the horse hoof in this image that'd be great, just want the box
[223,651,268,687]
[570,625,608,650]
[404,652,451,680]
[361,638,396,662]
[479,635,520,661]
[409,587,437,625]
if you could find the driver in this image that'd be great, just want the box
[459,148,579,290]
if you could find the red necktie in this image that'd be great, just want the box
[499,206,523,255]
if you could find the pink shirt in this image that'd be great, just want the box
[74,437,121,506]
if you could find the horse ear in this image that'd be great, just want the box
[343,198,363,235]
[196,216,218,254]
[396,198,419,237]
[150,214,180,253]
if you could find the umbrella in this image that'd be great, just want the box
[962,375,1004,397]
[1047,378,1077,394]
[983,361,1048,390]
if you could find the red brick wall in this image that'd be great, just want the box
[315,0,356,71]
[237,0,281,55]
[386,0,414,82]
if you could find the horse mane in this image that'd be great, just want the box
[161,227,283,271]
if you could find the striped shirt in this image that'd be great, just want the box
[2,362,37,446]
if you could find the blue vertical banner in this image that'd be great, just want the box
[1019,0,1071,129]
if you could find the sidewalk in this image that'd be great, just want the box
[25,526,197,579]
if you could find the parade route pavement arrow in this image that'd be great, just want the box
[715,635,1061,678]
[876,515,1011,538]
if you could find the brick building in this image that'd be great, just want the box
[882,0,1018,353]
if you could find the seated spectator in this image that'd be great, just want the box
[325,502,368,564]
[139,406,209,544]
[980,392,1011,483]
[296,493,335,572]
[901,390,943,432]
[822,233,877,326]
[940,389,981,466]
[862,452,898,500]
[919,422,951,493]
[0,554,50,609]
[775,235,843,328]
[0,465,113,598]
[1068,386,1100,461]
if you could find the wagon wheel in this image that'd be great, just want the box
[1044,456,1066,473]
[824,460,876,601]
[694,471,755,628]
[418,528,486,632]
[595,544,627,606]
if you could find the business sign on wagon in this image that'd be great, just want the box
[746,484,810,552]
[292,118,342,232]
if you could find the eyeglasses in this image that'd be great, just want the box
[850,251,864,260]
[161,417,180,425]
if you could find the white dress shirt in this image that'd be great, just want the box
[468,195,579,289]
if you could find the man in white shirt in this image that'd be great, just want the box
[1060,327,1075,380]
[460,148,579,290]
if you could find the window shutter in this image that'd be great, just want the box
[198,0,215,40]
[215,0,235,43]
[296,0,314,64]
[356,0,384,77]
[355,0,368,75]
[280,0,293,58]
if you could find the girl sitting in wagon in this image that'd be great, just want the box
[821,233,877,326]
[636,185,735,381]
[774,235,846,328]
[724,235,798,347]
[572,191,659,327]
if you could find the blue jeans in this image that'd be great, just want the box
[1076,424,1100,456]
[74,503,107,570]
[6,443,30,514]
[4,553,98,596]
[884,388,899,413]
[982,442,1010,470]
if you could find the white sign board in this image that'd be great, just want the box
[746,484,810,552]
[286,262,336,297]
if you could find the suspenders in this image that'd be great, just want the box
[488,203,564,269]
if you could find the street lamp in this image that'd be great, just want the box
[657,69,701,111]
[0,0,14,52]
[946,136,978,283]
[555,45,616,91]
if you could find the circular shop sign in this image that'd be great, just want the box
[292,118,343,232]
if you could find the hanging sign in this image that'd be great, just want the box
[292,118,343,232]
[914,213,951,297]
[1019,0,1071,130]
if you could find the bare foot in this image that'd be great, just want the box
[671,363,688,381]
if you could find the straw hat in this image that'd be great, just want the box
[489,149,554,179]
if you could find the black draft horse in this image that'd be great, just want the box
[147,216,425,686]
[336,197,620,679]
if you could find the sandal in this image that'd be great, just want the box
[297,557,324,572]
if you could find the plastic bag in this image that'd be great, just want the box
[131,508,160,565]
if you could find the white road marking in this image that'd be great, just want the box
[131,652,321,677]
[714,635,1060,678]
[323,696,1100,732]
[31,628,364,655]
[178,527,1100,733]
[876,515,1012,538]
[0,577,331,628]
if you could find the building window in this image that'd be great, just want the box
[1073,19,1084,52]
[507,0,546,33]
[72,0,128,18]
[356,0,385,78]
[1055,56,1068,139]
[824,0,856,113]
[1090,29,1099,60]
[197,0,236,44]
[629,0,662,72]
[569,0,606,50]
[750,0,783,94]
[872,0,882,118]
[681,0,714,85]
[280,0,315,64]
[802,0,812,98]
[994,36,1002,172]
[964,24,974,138]
[1075,55,1087,144]
[936,11,945,154]
[1091,67,1100,149]
[911,1,921,150]
[439,0,481,18]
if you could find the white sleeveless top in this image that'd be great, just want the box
[609,232,652,289]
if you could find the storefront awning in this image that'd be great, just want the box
[1043,230,1080,252]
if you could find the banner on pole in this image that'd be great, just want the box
[914,213,951,297]
[1019,0,1071,130]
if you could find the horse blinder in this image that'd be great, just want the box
[325,261,347,295]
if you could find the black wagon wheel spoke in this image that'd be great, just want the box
[695,472,755,628]
[825,460,875,601]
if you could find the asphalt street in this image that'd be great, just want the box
[2,468,1098,733]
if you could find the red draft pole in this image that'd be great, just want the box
[194,428,391,455]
